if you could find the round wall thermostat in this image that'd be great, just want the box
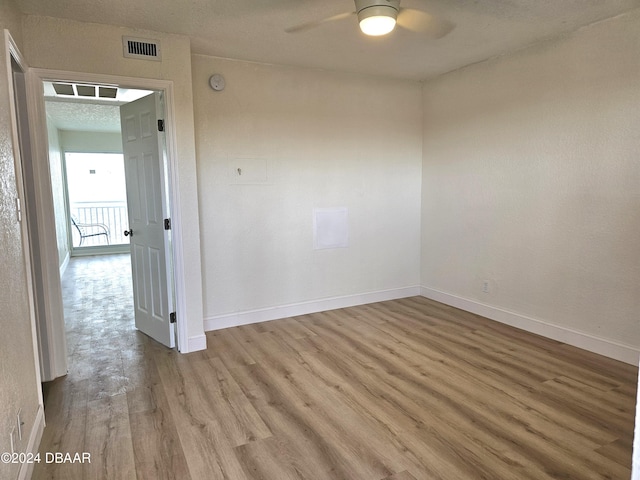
[209,74,225,91]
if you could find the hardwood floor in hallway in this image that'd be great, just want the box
[33,255,638,479]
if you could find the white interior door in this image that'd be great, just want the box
[120,93,174,348]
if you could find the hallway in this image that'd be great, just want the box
[34,254,174,479]
[62,254,136,377]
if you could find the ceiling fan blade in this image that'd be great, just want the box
[285,11,354,34]
[396,8,455,38]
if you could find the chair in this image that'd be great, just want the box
[71,215,110,247]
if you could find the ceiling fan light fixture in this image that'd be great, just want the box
[358,5,398,36]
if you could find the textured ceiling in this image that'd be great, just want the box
[25,0,640,132]
[43,84,153,133]
[15,0,640,81]
[45,101,122,133]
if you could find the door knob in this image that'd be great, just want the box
[124,229,133,237]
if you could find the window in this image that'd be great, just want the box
[65,152,129,247]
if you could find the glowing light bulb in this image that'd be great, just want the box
[359,15,396,36]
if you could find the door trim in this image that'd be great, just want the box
[27,68,190,354]
[4,29,45,400]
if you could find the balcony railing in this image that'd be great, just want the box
[71,201,129,247]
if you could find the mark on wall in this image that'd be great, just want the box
[229,157,269,185]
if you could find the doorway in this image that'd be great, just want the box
[37,77,178,381]
[44,81,152,262]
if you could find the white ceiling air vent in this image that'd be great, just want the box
[50,82,120,100]
[52,83,74,95]
[123,36,161,61]
[99,86,118,99]
[75,85,96,97]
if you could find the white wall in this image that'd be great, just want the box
[0,6,43,480]
[22,15,205,346]
[192,56,422,326]
[421,10,640,363]
[60,130,123,153]
[45,118,68,269]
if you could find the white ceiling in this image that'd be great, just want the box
[22,0,640,132]
[45,101,122,133]
[43,84,153,132]
[15,0,640,81]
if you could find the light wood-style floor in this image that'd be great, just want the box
[33,254,638,479]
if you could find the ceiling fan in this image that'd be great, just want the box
[285,0,454,38]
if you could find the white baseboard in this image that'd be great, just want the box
[421,286,640,366]
[18,404,45,480]
[205,286,421,332]
[59,251,70,277]
[185,334,207,353]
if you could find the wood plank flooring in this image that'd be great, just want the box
[33,255,638,479]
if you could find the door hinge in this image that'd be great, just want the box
[15,198,22,223]
[157,119,165,132]
[170,312,176,324]
[164,218,171,230]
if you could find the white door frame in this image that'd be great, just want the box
[26,68,190,356]
[8,29,65,383]
[5,30,47,480]
[5,29,45,404]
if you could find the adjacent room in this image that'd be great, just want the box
[1,0,639,479]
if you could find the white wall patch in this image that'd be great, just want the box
[313,207,349,250]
